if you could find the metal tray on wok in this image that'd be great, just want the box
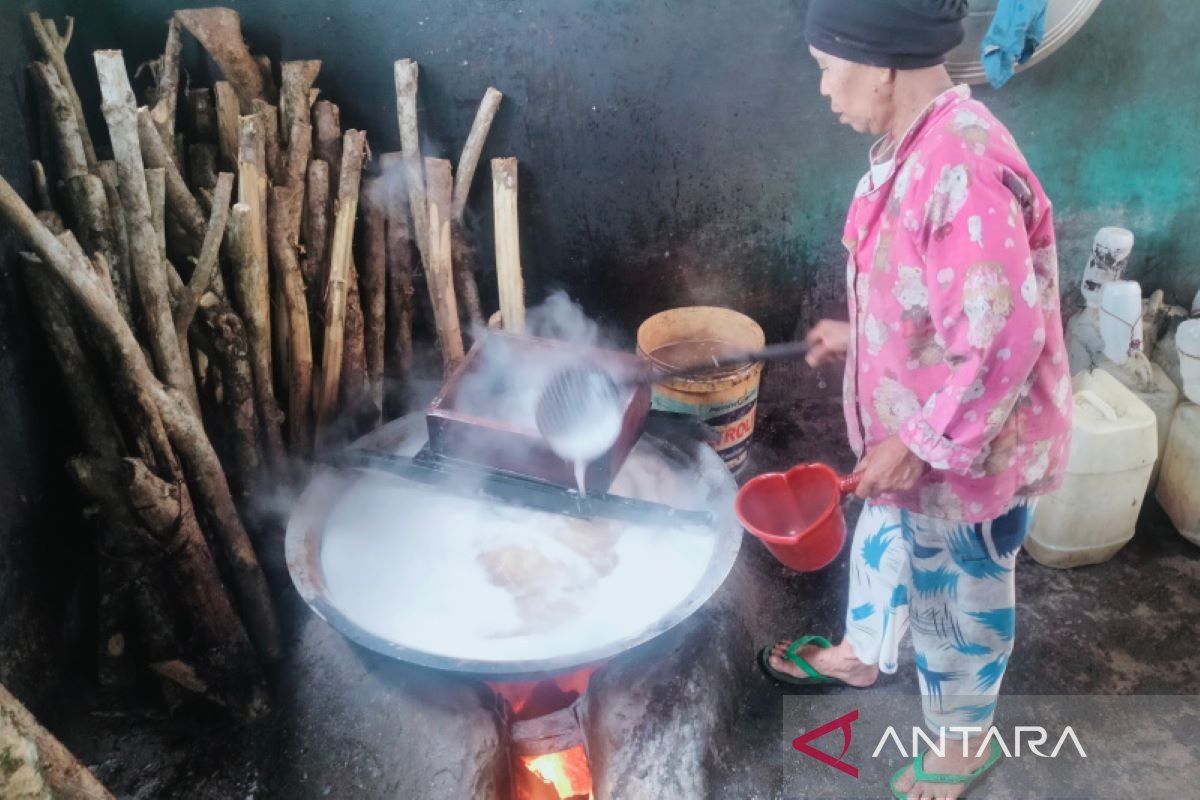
[286,412,742,679]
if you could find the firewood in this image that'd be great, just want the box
[188,143,219,191]
[137,107,206,251]
[393,59,430,268]
[214,81,240,169]
[175,172,234,341]
[30,160,53,211]
[339,257,368,421]
[236,114,275,392]
[144,167,168,279]
[451,221,484,331]
[92,161,134,325]
[492,157,525,333]
[362,179,387,422]
[452,87,503,221]
[424,157,465,369]
[268,124,316,453]
[280,60,321,148]
[317,130,367,431]
[187,87,216,144]
[228,203,285,469]
[29,61,88,179]
[302,159,330,294]
[381,153,415,396]
[26,12,96,168]
[253,99,283,183]
[95,50,199,408]
[64,173,116,265]
[312,100,342,188]
[175,8,272,111]
[0,680,115,800]
[148,18,183,164]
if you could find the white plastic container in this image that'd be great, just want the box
[1025,370,1158,568]
[1151,306,1193,389]
[1080,227,1135,308]
[1177,319,1200,404]
[1099,280,1144,365]
[1066,307,1103,374]
[1156,402,1200,547]
[1093,353,1180,486]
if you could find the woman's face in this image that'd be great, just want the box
[810,47,895,136]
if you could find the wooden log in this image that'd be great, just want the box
[175,8,271,111]
[280,60,321,148]
[64,173,114,262]
[393,59,429,268]
[424,158,465,369]
[29,61,88,180]
[0,680,115,800]
[27,12,96,168]
[452,86,503,221]
[451,221,484,331]
[255,55,277,102]
[137,107,206,251]
[236,114,274,394]
[175,172,234,341]
[95,50,199,409]
[187,87,216,144]
[228,203,285,470]
[312,100,342,188]
[149,17,183,164]
[30,160,53,211]
[301,159,330,295]
[339,257,368,421]
[252,99,283,184]
[92,161,134,325]
[144,168,168,278]
[492,157,525,333]
[381,153,415,394]
[188,143,219,191]
[268,126,315,453]
[316,130,367,430]
[214,81,240,169]
[362,179,387,422]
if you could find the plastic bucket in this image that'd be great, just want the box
[734,464,860,572]
[636,307,765,472]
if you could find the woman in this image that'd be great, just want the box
[761,1,1072,798]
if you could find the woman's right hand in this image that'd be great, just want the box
[805,320,851,367]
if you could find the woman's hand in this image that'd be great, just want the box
[854,435,928,500]
[805,320,851,367]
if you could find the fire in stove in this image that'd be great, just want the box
[489,669,596,800]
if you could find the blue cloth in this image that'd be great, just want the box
[981,0,1048,88]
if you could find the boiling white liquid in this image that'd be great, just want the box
[574,459,588,496]
[318,442,720,662]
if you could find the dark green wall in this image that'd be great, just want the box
[77,0,1199,343]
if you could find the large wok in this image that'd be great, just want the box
[286,413,742,680]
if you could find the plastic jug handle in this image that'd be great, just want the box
[839,473,862,496]
[1074,389,1119,422]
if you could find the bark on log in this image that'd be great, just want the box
[252,100,283,184]
[228,203,285,469]
[236,114,275,395]
[95,50,199,409]
[280,60,321,148]
[452,86,503,221]
[31,160,53,211]
[137,107,206,252]
[30,61,88,180]
[451,221,484,331]
[393,59,430,268]
[362,179,387,422]
[92,161,134,326]
[27,12,97,168]
[187,87,216,144]
[339,257,368,421]
[381,154,415,392]
[269,183,315,454]
[214,81,240,169]
[424,158,465,369]
[175,8,272,111]
[301,159,331,296]
[188,143,219,191]
[492,157,525,333]
[64,173,115,265]
[149,17,183,164]
[312,100,342,189]
[316,130,367,430]
[175,172,234,341]
[0,680,115,800]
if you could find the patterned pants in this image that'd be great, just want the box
[843,501,1033,735]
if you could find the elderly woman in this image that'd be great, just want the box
[760,1,1073,798]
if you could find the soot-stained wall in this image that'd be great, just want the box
[81,0,1199,344]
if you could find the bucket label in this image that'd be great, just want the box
[651,387,760,469]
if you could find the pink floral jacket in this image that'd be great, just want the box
[842,85,1072,522]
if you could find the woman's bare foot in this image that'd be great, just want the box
[891,735,995,800]
[766,639,879,687]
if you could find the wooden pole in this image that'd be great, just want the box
[214,81,240,169]
[424,158,465,369]
[381,153,416,393]
[26,13,97,168]
[280,60,321,148]
[174,8,272,111]
[148,17,183,164]
[491,157,525,333]
[393,59,430,268]
[362,178,387,422]
[452,87,503,221]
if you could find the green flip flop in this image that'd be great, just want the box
[889,739,1003,799]
[757,634,843,686]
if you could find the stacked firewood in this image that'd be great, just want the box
[0,8,522,718]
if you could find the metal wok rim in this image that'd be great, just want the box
[285,413,742,679]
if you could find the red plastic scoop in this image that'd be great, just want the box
[734,463,861,572]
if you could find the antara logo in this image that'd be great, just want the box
[793,710,1088,779]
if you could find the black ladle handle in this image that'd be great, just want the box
[629,340,811,385]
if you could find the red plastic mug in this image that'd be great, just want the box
[734,463,861,572]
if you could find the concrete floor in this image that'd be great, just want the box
[57,397,1200,798]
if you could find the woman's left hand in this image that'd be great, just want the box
[854,435,928,500]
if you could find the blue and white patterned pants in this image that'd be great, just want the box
[843,501,1033,734]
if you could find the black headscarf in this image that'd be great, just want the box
[805,0,968,70]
